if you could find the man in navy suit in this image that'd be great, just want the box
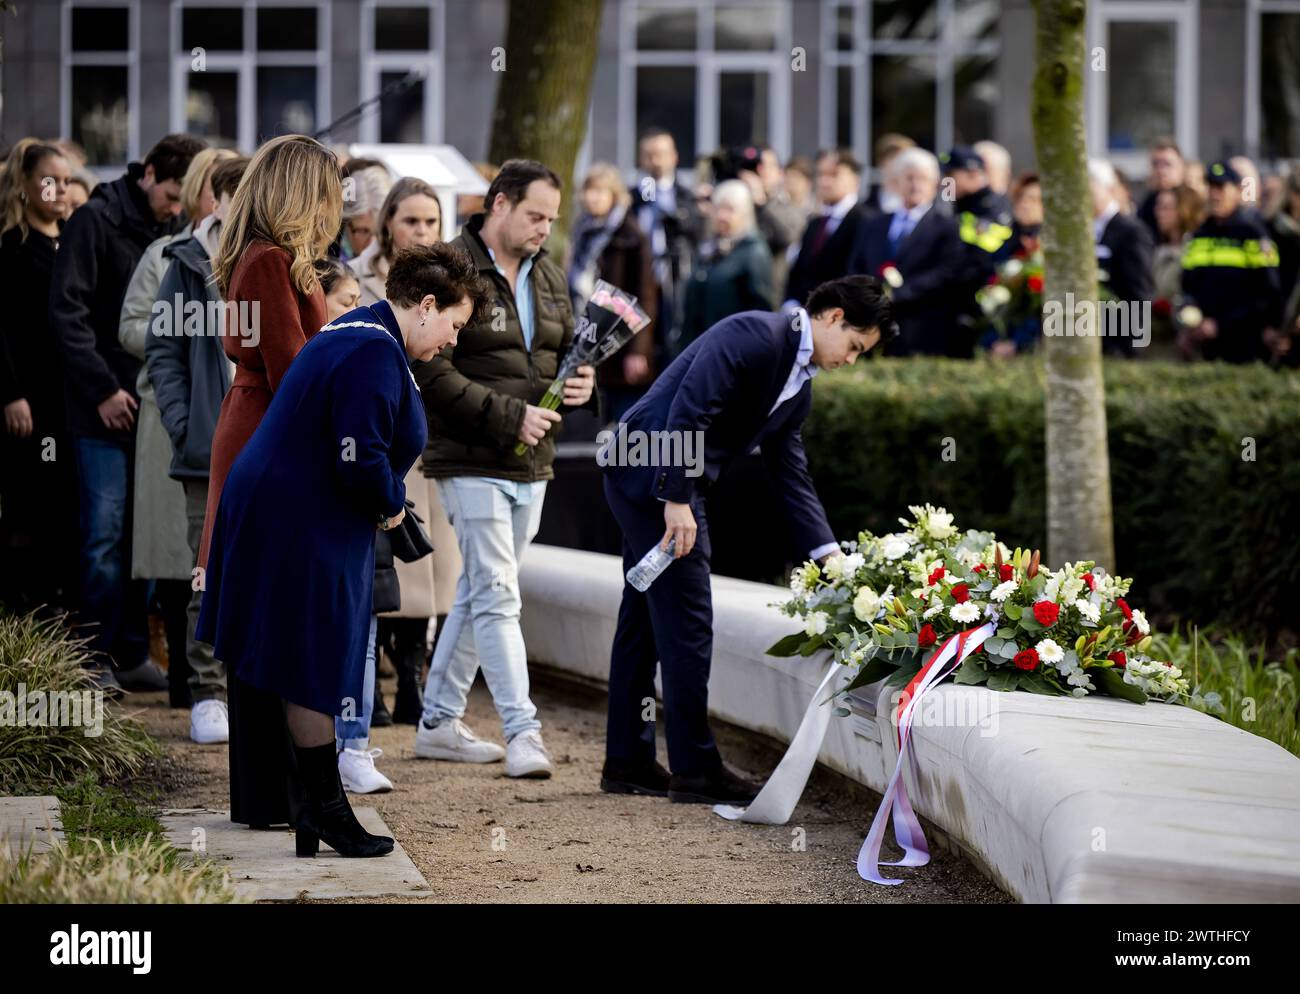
[783,150,871,309]
[847,147,966,356]
[598,276,896,804]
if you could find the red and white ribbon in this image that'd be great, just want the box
[857,622,994,885]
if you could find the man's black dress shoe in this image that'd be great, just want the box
[600,760,671,797]
[667,766,761,805]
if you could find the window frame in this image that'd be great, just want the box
[619,0,794,171]
[1085,0,1200,179]
[359,0,445,145]
[1246,0,1300,163]
[818,0,1000,168]
[62,0,141,172]
[168,0,332,151]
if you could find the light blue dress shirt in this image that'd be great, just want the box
[488,246,537,350]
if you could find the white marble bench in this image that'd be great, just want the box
[519,544,1300,903]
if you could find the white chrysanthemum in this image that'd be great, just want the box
[950,601,980,623]
[991,580,1017,603]
[881,535,910,561]
[1036,638,1064,664]
[923,601,944,619]
[1074,598,1100,623]
[1130,609,1151,635]
[853,586,881,622]
[804,612,829,637]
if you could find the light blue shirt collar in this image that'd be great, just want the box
[487,245,538,350]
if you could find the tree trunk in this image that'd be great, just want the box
[487,0,605,244]
[1030,0,1116,570]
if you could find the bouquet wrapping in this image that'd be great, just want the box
[512,280,651,456]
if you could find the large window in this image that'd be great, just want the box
[170,1,330,150]
[621,1,793,168]
[821,0,999,166]
[63,1,138,168]
[360,1,445,144]
[1085,1,1198,176]
[1250,1,1300,160]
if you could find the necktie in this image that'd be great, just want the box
[808,214,832,258]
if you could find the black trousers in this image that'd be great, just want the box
[603,476,721,777]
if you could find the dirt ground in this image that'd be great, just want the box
[135,669,1012,904]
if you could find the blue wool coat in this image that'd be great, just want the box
[196,300,426,715]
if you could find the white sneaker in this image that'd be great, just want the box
[190,699,229,744]
[505,729,553,779]
[338,747,394,794]
[414,718,506,763]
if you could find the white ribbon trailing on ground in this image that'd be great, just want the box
[856,622,994,884]
[713,623,995,890]
[713,655,844,824]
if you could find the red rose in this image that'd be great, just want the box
[1116,598,1133,622]
[1152,297,1172,319]
[917,624,937,648]
[986,273,1000,286]
[1081,572,1095,591]
[1109,650,1127,668]
[1032,600,1060,626]
[1013,648,1040,671]
[951,583,970,603]
[927,566,945,586]
[998,563,1014,582]
[973,563,987,574]
[1027,273,1044,293]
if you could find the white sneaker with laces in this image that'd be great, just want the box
[414,718,506,763]
[338,747,394,794]
[190,699,229,744]
[505,729,553,779]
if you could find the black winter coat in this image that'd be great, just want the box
[49,162,179,439]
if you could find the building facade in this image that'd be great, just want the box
[1,0,1294,180]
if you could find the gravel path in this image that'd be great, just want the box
[138,669,1011,904]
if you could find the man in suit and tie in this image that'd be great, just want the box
[847,147,965,356]
[598,276,896,804]
[1089,158,1155,356]
[630,128,703,361]
[783,149,871,309]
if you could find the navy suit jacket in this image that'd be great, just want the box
[847,205,965,356]
[603,310,835,558]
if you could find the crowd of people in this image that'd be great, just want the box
[0,123,1295,857]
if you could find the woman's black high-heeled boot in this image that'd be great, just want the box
[292,743,394,858]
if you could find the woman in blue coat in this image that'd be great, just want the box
[198,243,488,857]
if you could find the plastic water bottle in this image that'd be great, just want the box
[626,538,676,591]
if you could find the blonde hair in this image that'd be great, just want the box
[180,147,237,219]
[582,162,631,210]
[0,138,67,239]
[212,134,342,298]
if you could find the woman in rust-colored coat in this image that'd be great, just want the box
[203,134,341,829]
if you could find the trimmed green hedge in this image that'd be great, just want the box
[805,359,1300,636]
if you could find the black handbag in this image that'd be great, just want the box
[388,498,434,563]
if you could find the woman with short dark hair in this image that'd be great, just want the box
[199,243,490,857]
